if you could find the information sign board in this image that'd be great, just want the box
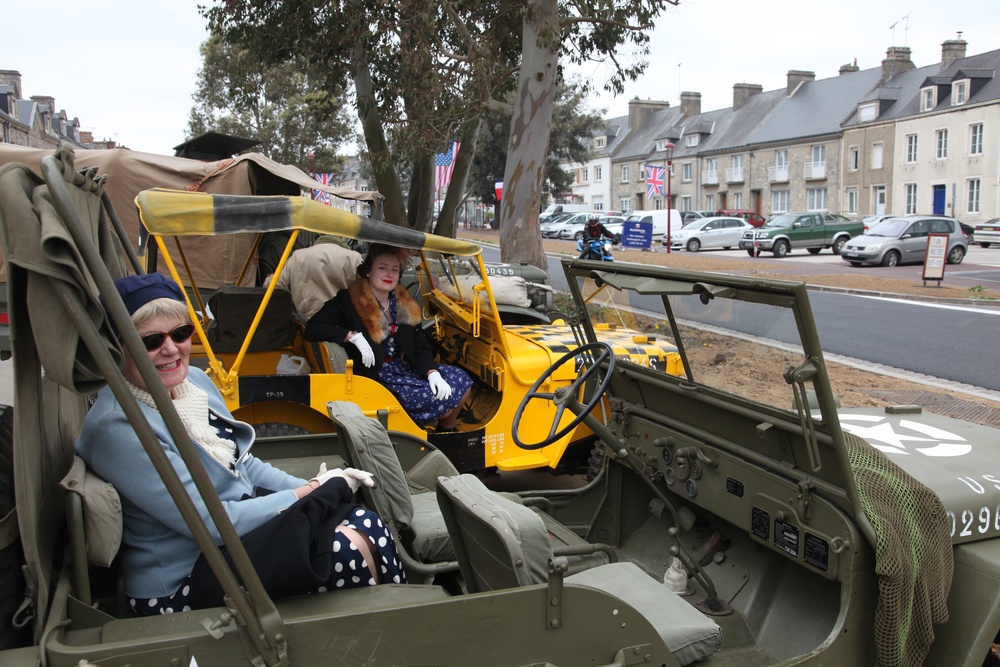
[621,221,653,249]
[921,233,949,283]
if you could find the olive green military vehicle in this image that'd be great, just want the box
[2,148,1000,667]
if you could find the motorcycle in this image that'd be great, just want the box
[577,237,614,261]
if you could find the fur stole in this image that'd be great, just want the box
[348,279,422,343]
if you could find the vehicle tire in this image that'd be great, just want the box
[948,245,966,264]
[831,236,847,255]
[686,238,701,252]
[849,261,862,267]
[573,231,584,241]
[772,240,789,258]
[746,249,758,257]
[981,242,992,248]
[881,250,901,267]
[585,441,606,482]
[807,248,821,255]
[253,422,313,438]
[0,405,27,651]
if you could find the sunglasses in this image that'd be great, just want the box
[139,323,196,352]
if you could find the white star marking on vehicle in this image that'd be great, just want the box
[838,414,971,457]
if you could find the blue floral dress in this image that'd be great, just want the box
[376,290,472,424]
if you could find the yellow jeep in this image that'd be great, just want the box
[137,188,683,472]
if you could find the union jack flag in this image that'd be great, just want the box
[434,141,461,191]
[646,165,665,200]
[313,173,334,205]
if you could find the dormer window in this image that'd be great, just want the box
[952,80,968,105]
[857,103,877,122]
[921,87,936,112]
[686,135,699,147]
[595,137,606,149]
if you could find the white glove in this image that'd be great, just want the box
[348,331,375,367]
[427,370,453,400]
[311,463,376,493]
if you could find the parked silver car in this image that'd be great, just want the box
[841,215,967,267]
[661,216,753,252]
[974,217,1000,248]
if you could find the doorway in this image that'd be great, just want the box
[932,185,946,215]
[873,186,886,215]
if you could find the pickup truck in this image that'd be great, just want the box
[738,212,863,257]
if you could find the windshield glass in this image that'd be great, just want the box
[764,214,796,228]
[866,219,909,237]
[563,268,816,415]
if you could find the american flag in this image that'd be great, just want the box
[434,141,461,191]
[646,165,665,200]
[313,173,333,205]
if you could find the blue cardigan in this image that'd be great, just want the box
[75,369,310,599]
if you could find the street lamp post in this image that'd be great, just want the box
[665,142,675,254]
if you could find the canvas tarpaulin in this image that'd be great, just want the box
[0,145,381,288]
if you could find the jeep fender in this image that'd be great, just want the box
[924,540,1000,665]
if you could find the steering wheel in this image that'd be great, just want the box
[512,342,616,450]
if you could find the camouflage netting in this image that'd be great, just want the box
[844,431,954,667]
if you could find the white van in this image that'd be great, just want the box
[622,209,683,240]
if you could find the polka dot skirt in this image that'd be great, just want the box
[129,508,405,616]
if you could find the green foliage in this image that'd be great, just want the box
[968,285,997,300]
[187,34,352,171]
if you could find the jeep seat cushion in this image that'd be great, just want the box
[567,563,723,666]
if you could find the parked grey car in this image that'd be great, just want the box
[561,215,624,241]
[661,216,753,252]
[841,215,968,267]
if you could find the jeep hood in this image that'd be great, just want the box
[837,407,1000,545]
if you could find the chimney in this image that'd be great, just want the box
[733,83,763,110]
[840,59,860,75]
[786,70,815,95]
[881,46,914,81]
[0,70,22,97]
[679,91,701,117]
[628,97,670,132]
[941,37,968,69]
[79,130,94,147]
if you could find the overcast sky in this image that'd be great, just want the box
[2,0,996,155]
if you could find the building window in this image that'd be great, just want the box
[593,196,604,211]
[871,142,883,169]
[682,162,692,182]
[771,191,789,214]
[686,135,699,147]
[706,158,717,176]
[705,194,715,210]
[905,183,917,214]
[921,87,936,112]
[806,188,827,212]
[811,145,826,163]
[595,166,603,181]
[581,167,589,183]
[620,197,631,212]
[905,134,918,163]
[935,129,948,159]
[968,179,981,214]
[846,187,859,213]
[638,163,645,181]
[621,165,630,183]
[848,147,859,171]
[970,123,984,155]
[733,192,743,209]
[681,195,692,211]
[654,198,663,210]
[858,103,876,122]
[953,80,968,106]
[595,137,605,149]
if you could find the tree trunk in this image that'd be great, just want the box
[408,155,435,232]
[352,40,407,227]
[434,118,482,238]
[498,0,558,269]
